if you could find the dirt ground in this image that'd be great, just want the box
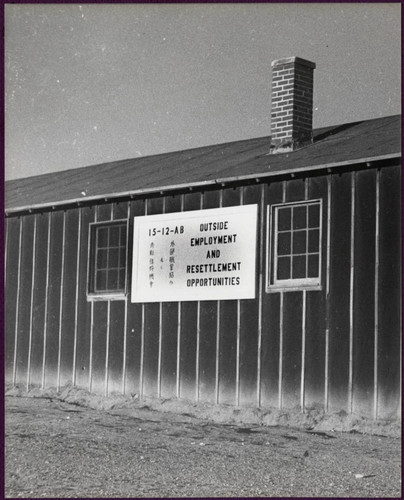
[4,385,402,498]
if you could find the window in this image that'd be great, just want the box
[88,220,128,297]
[267,200,322,291]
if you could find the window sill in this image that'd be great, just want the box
[87,293,128,302]
[266,284,322,293]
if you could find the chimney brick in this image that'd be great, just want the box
[270,57,316,152]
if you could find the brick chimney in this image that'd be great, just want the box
[270,57,316,153]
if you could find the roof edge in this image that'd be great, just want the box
[5,152,401,215]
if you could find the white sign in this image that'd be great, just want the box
[131,204,258,303]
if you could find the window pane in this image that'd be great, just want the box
[97,249,108,269]
[97,227,109,248]
[119,248,126,267]
[96,270,107,291]
[309,203,320,228]
[109,226,120,246]
[293,230,307,254]
[109,248,119,268]
[118,269,126,289]
[308,254,319,278]
[277,256,291,280]
[308,229,320,253]
[278,232,291,255]
[292,255,306,279]
[119,226,127,246]
[277,207,291,231]
[107,270,118,290]
[97,248,108,270]
[293,205,307,230]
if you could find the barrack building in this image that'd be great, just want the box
[5,57,401,421]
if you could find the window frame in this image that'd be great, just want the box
[87,218,129,301]
[266,199,323,292]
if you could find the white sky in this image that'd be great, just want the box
[5,3,401,180]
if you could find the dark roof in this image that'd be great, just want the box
[5,115,401,213]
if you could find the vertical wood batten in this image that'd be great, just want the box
[12,217,23,386]
[325,176,331,411]
[5,218,9,280]
[41,213,51,388]
[278,181,286,409]
[157,197,166,398]
[4,223,12,371]
[195,299,200,401]
[27,215,37,390]
[157,301,163,397]
[300,179,309,412]
[122,298,128,394]
[72,208,82,386]
[122,202,131,394]
[140,303,145,398]
[103,204,114,396]
[105,301,111,396]
[215,307,221,403]
[89,305,94,392]
[373,170,380,419]
[176,195,185,399]
[256,184,265,407]
[177,299,182,399]
[194,194,202,402]
[88,207,97,392]
[300,290,306,411]
[278,293,284,410]
[56,211,66,392]
[235,187,243,406]
[235,300,240,405]
[4,218,10,373]
[348,173,355,413]
[139,199,148,399]
[215,189,223,404]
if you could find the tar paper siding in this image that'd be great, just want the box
[4,164,401,419]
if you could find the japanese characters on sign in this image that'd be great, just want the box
[131,204,258,302]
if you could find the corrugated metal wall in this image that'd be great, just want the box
[5,165,401,419]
